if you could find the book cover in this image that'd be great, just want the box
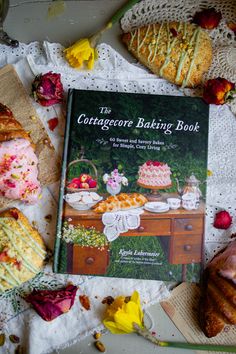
[54,89,209,282]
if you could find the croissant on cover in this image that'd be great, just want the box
[0,103,41,203]
[93,193,148,213]
[199,240,236,338]
[122,22,212,88]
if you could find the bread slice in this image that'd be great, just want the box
[0,208,46,292]
[122,22,212,88]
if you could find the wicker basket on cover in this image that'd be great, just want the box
[66,158,98,193]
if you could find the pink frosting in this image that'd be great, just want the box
[0,139,41,203]
[138,161,171,186]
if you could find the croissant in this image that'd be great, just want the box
[199,240,236,338]
[0,103,41,203]
[93,193,148,213]
[122,22,212,88]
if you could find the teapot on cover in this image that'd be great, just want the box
[175,173,202,201]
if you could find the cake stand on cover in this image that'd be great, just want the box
[137,181,172,200]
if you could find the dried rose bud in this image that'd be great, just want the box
[32,72,64,107]
[192,8,222,29]
[203,78,235,105]
[24,284,78,321]
[213,210,232,230]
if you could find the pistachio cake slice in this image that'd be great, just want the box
[0,208,46,292]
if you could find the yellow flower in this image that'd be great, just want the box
[64,38,96,70]
[207,169,213,177]
[103,291,144,334]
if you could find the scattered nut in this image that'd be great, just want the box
[93,332,101,340]
[9,334,20,343]
[0,333,5,346]
[94,340,106,352]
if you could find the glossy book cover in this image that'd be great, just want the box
[54,89,209,282]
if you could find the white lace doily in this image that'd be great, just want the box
[0,38,235,352]
[102,208,143,241]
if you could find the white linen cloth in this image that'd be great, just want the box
[0,37,235,353]
[0,42,173,354]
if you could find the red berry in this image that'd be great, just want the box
[213,210,232,230]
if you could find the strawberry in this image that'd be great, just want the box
[213,210,232,230]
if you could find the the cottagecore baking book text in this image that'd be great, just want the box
[54,89,209,282]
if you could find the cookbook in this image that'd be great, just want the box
[53,89,209,282]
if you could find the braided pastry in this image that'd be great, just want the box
[0,103,41,203]
[0,103,31,143]
[199,240,236,337]
[93,193,148,213]
[122,22,212,88]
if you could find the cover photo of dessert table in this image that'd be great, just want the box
[0,0,236,353]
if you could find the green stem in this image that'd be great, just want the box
[159,340,236,352]
[133,324,236,353]
[108,0,140,25]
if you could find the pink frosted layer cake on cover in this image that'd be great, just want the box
[137,160,171,187]
[0,139,41,203]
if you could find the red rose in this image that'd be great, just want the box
[32,72,64,106]
[203,78,235,105]
[192,8,222,29]
[213,210,232,230]
[25,284,78,321]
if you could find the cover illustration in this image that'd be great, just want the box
[54,89,209,282]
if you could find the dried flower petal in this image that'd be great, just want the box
[24,284,78,321]
[79,294,91,310]
[227,22,236,34]
[9,335,20,344]
[0,333,5,346]
[170,28,178,37]
[47,117,59,131]
[203,78,235,105]
[32,72,64,107]
[192,8,222,29]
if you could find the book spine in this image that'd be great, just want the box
[53,89,74,273]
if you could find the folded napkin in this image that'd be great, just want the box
[102,208,144,241]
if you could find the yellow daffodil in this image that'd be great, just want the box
[64,0,140,69]
[64,38,96,70]
[102,290,236,353]
[103,291,144,334]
